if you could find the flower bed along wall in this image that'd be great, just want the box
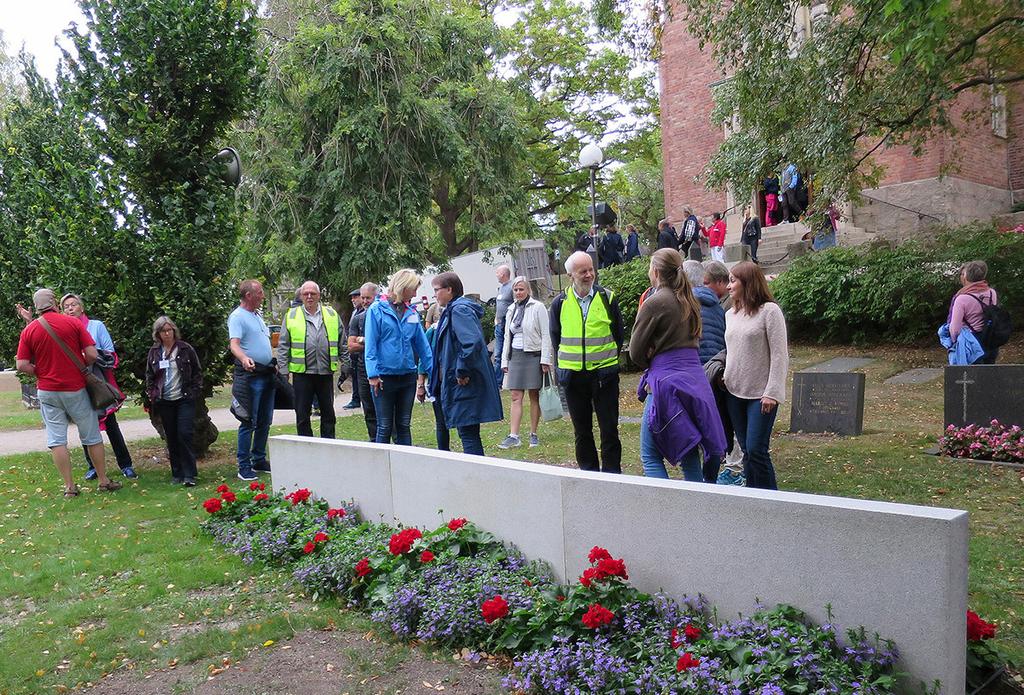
[199,483,1000,695]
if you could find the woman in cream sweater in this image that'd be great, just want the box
[723,261,789,490]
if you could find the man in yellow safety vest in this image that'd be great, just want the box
[276,280,348,439]
[549,251,625,473]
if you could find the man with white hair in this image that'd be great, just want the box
[277,280,346,440]
[549,251,625,474]
[493,265,514,388]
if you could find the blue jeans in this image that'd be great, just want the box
[371,372,417,445]
[433,399,484,455]
[639,396,704,481]
[493,321,505,388]
[726,394,779,489]
[237,373,274,473]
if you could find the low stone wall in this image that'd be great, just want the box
[269,435,969,694]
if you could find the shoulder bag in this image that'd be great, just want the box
[37,316,123,410]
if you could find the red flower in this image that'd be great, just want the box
[202,498,222,514]
[523,579,532,587]
[579,567,601,588]
[684,624,702,642]
[556,595,566,601]
[221,491,237,503]
[286,488,311,505]
[388,528,423,555]
[596,557,628,580]
[588,546,612,563]
[354,558,372,577]
[967,610,997,641]
[481,595,509,624]
[302,541,316,554]
[447,518,467,531]
[676,653,700,672]
[313,532,329,543]
[327,507,347,519]
[249,481,265,491]
[419,550,435,563]
[581,603,615,629]
[670,628,682,648]
[253,493,269,502]
[216,484,230,494]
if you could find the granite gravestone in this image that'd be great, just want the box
[791,372,866,436]
[943,365,1024,428]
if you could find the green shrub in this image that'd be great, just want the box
[598,258,650,335]
[773,223,1024,344]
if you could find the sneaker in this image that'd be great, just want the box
[171,477,183,485]
[237,468,258,482]
[84,468,98,481]
[122,467,138,479]
[183,478,196,487]
[529,433,539,448]
[498,435,521,449]
[342,401,360,410]
[716,469,746,486]
[253,461,271,473]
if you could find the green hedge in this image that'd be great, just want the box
[598,258,650,335]
[772,223,1024,344]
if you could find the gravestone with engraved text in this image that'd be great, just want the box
[943,365,1024,428]
[790,372,866,436]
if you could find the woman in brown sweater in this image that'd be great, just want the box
[630,249,726,481]
[723,261,789,490]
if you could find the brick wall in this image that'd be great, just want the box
[1008,84,1024,194]
[659,13,729,224]
[659,16,1019,213]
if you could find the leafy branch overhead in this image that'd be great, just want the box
[603,0,1022,208]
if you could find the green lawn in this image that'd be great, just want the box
[0,343,1020,694]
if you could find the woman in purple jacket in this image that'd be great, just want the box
[629,249,725,482]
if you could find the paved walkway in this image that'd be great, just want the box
[0,395,363,456]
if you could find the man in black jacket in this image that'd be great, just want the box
[656,219,677,250]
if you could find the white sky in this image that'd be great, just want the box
[1,0,85,78]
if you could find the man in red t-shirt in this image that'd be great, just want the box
[16,289,121,497]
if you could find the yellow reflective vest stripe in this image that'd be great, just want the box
[557,289,618,370]
[286,305,340,373]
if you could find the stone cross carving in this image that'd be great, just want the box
[955,370,975,423]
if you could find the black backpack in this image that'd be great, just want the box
[971,292,1012,348]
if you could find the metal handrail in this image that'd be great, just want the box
[860,193,942,222]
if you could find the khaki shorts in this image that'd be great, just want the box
[37,388,102,448]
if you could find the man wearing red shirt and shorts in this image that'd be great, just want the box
[16,289,122,497]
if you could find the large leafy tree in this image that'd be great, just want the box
[613,0,1024,210]
[0,0,261,454]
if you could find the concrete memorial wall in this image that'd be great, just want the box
[269,435,969,694]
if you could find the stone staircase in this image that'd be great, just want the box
[721,220,878,275]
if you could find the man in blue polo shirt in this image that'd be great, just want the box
[228,279,275,481]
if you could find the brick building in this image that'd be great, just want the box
[659,9,1024,240]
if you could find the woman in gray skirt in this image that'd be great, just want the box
[498,277,553,449]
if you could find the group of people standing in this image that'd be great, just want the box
[15,251,790,497]
[15,288,203,495]
[658,208,732,264]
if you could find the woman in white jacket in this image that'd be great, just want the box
[498,277,552,448]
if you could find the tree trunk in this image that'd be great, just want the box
[148,397,220,459]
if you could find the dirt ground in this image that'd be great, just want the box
[84,630,506,695]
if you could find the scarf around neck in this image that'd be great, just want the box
[511,298,529,331]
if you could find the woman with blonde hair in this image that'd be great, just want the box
[630,248,725,481]
[723,261,789,489]
[145,316,203,485]
[498,277,552,449]
[364,269,432,445]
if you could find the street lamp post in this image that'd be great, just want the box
[579,143,603,266]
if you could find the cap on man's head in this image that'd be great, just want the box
[349,289,360,297]
[32,288,56,312]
